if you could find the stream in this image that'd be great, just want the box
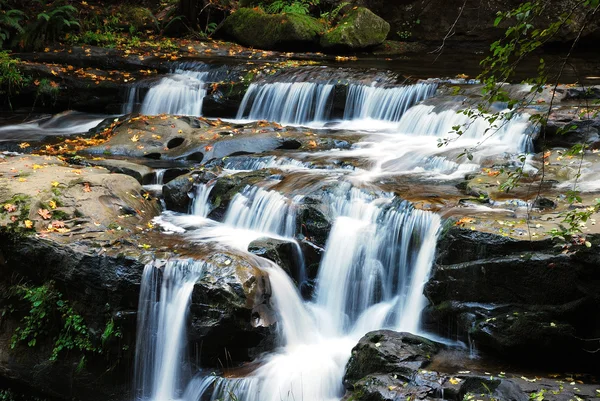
[1,60,538,401]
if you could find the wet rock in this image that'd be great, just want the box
[538,108,600,151]
[296,199,333,249]
[248,237,302,283]
[0,155,164,401]
[83,158,154,183]
[163,173,195,213]
[425,227,600,370]
[85,115,317,163]
[344,330,440,385]
[189,252,277,366]
[321,7,390,51]
[221,8,325,51]
[207,170,272,221]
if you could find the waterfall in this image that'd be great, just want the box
[191,182,214,217]
[123,71,208,116]
[343,83,437,122]
[397,104,533,152]
[224,185,297,237]
[192,188,441,401]
[236,82,335,125]
[133,259,206,401]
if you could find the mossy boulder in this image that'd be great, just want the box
[221,8,325,50]
[320,7,390,50]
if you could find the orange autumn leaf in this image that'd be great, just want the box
[83,182,92,192]
[38,209,52,220]
[51,220,65,228]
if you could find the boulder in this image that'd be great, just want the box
[537,107,600,151]
[320,7,390,50]
[344,330,440,385]
[84,115,316,164]
[188,252,277,366]
[221,8,325,50]
[248,237,302,283]
[424,227,600,370]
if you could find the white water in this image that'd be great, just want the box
[124,71,208,116]
[343,83,437,122]
[134,259,206,401]
[0,111,107,141]
[237,82,335,125]
[327,104,534,181]
[224,185,297,237]
[133,80,534,401]
[191,182,215,217]
[189,189,441,401]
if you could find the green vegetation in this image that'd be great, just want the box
[263,0,319,15]
[0,51,27,101]
[8,281,121,368]
[0,1,25,49]
[440,0,600,242]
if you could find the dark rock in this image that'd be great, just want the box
[539,109,600,151]
[425,227,600,370]
[207,170,272,221]
[163,173,195,213]
[248,237,304,284]
[532,196,556,210]
[188,252,277,366]
[221,8,325,51]
[296,200,333,249]
[321,7,390,50]
[344,330,440,386]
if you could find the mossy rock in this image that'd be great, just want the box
[221,8,325,50]
[320,7,389,50]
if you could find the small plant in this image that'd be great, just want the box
[0,50,27,101]
[263,0,319,15]
[0,1,25,49]
[320,1,349,24]
[8,281,121,366]
[21,1,80,50]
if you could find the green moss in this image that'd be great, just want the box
[320,7,389,49]
[223,8,325,50]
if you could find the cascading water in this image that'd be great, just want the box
[343,83,438,122]
[134,259,206,401]
[236,82,335,125]
[191,182,215,217]
[195,188,441,401]
[224,185,297,237]
[133,79,533,401]
[124,71,208,116]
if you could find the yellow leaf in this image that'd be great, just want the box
[24,220,33,229]
[131,135,140,142]
[18,142,30,149]
[48,200,57,209]
[51,181,60,187]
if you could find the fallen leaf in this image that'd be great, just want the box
[83,182,92,192]
[3,203,17,212]
[24,220,33,229]
[48,200,57,209]
[38,209,52,220]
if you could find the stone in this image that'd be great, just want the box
[221,8,325,50]
[188,252,277,366]
[320,7,390,50]
[344,330,440,385]
[248,237,303,283]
